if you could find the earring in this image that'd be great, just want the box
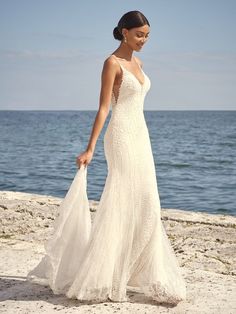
[122,33,127,43]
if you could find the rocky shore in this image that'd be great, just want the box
[0,190,236,313]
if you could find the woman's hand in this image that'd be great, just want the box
[76,149,94,168]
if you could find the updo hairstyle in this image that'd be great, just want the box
[113,10,150,41]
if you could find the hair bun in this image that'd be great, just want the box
[113,26,123,41]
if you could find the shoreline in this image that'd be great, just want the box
[0,190,236,313]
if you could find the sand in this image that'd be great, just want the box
[0,190,236,314]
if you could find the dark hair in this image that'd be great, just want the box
[113,10,150,41]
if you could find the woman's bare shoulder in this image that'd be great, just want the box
[103,55,119,69]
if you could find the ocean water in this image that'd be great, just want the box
[0,110,235,216]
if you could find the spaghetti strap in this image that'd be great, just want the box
[111,54,124,69]
[110,54,145,86]
[111,54,140,68]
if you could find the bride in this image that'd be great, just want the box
[27,10,187,305]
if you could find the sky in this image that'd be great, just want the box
[0,0,235,110]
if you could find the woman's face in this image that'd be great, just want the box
[123,24,150,51]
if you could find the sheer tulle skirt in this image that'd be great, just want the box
[27,136,186,304]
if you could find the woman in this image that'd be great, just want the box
[27,10,187,304]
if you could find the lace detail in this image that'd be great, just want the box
[142,282,186,304]
[111,64,124,105]
[26,54,187,305]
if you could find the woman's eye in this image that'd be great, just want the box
[137,34,149,38]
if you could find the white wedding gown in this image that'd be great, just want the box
[27,55,187,304]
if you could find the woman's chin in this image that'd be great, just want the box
[134,45,143,51]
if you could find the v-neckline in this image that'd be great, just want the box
[111,54,145,86]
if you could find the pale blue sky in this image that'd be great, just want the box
[0,0,235,110]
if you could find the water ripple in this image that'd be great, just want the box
[0,110,235,216]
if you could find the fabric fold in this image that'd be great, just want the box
[27,164,91,294]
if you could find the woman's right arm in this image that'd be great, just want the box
[76,56,118,168]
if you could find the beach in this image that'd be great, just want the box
[0,190,236,313]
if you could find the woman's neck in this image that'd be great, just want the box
[112,43,134,61]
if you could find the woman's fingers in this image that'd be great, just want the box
[76,157,82,168]
[76,151,92,168]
